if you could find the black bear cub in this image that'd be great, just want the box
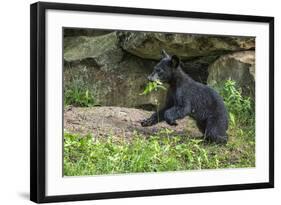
[141,50,228,144]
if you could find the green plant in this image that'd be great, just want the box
[64,130,222,176]
[64,81,96,107]
[64,122,255,176]
[214,80,254,126]
[140,80,166,122]
[139,80,166,96]
[64,79,255,176]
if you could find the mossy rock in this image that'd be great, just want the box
[207,51,255,98]
[119,32,255,60]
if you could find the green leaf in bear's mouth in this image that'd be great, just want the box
[139,80,167,96]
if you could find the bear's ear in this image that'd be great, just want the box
[171,55,180,68]
[161,49,169,58]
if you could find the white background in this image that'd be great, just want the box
[0,0,279,204]
[46,9,269,196]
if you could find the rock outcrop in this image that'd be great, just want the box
[119,32,255,60]
[63,28,255,109]
[207,51,255,97]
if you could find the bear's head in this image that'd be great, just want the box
[147,49,180,83]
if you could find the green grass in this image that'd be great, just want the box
[64,80,255,176]
[64,80,96,107]
[64,127,255,176]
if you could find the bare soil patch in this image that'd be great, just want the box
[64,106,202,139]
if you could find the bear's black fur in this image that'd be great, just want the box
[141,50,228,144]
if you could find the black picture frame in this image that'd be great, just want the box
[30,1,274,203]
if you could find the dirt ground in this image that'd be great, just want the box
[64,106,202,139]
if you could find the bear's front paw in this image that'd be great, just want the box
[165,119,178,126]
[141,118,154,127]
[164,112,178,126]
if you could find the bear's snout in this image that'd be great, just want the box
[147,75,154,81]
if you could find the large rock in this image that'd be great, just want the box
[64,54,167,110]
[64,32,123,66]
[63,32,168,109]
[119,32,255,60]
[207,51,255,97]
[63,29,255,109]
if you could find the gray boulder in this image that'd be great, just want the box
[63,29,256,109]
[119,32,255,60]
[64,55,166,110]
[207,51,255,97]
[64,32,123,66]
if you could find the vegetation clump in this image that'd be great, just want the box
[64,80,96,107]
[64,80,255,176]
